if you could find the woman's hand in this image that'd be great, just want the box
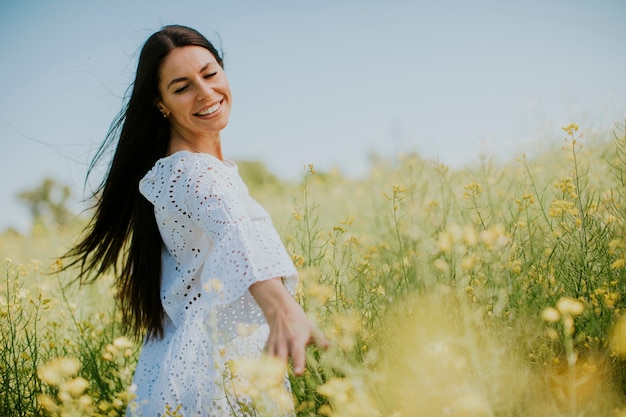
[249,277,329,375]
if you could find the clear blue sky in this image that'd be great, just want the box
[1,0,625,232]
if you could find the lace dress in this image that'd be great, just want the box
[127,150,298,417]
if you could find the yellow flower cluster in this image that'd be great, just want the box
[463,182,483,200]
[548,199,579,218]
[317,377,380,417]
[542,297,584,344]
[554,176,578,199]
[562,123,580,136]
[515,193,535,211]
[102,336,134,362]
[224,355,293,416]
[436,223,509,256]
[37,357,92,416]
[609,238,626,270]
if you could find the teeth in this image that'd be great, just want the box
[197,102,220,116]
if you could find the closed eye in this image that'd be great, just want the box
[174,84,189,94]
[204,72,218,79]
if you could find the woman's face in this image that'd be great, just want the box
[157,45,231,141]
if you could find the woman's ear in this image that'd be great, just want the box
[155,98,170,118]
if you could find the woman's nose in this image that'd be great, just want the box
[197,82,214,100]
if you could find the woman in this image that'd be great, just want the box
[65,25,327,416]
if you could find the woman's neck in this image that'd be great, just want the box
[167,130,223,160]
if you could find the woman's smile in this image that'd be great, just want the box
[195,100,222,117]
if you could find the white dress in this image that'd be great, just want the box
[127,150,298,417]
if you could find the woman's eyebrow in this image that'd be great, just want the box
[167,62,214,89]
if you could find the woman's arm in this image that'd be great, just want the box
[249,277,328,375]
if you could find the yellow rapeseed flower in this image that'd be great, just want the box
[506,259,522,275]
[112,336,134,349]
[38,357,81,386]
[463,182,483,199]
[105,343,118,356]
[433,258,450,273]
[291,254,305,268]
[317,377,353,404]
[333,314,360,351]
[546,328,559,340]
[438,224,463,252]
[392,184,405,193]
[609,238,626,252]
[309,282,334,305]
[60,376,90,397]
[460,255,475,272]
[426,200,439,212]
[333,225,346,234]
[37,394,59,414]
[479,224,508,248]
[79,395,93,408]
[462,225,477,247]
[549,200,578,217]
[556,297,584,316]
[554,177,577,198]
[611,258,625,270]
[541,307,560,323]
[610,314,626,356]
[437,233,453,253]
[562,123,579,135]
[226,355,293,415]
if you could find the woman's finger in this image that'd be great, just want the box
[290,338,306,376]
[311,325,329,350]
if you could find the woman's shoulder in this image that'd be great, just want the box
[139,151,238,201]
[143,151,231,180]
[158,150,228,170]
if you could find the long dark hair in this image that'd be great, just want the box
[64,25,223,340]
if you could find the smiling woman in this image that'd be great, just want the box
[62,25,327,417]
[156,45,232,159]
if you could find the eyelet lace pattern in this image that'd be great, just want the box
[127,151,298,416]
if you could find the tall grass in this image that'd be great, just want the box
[1,122,626,416]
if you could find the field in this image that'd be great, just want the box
[2,122,626,416]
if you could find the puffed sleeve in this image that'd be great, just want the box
[184,161,298,306]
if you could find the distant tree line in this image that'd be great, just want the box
[17,177,74,227]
